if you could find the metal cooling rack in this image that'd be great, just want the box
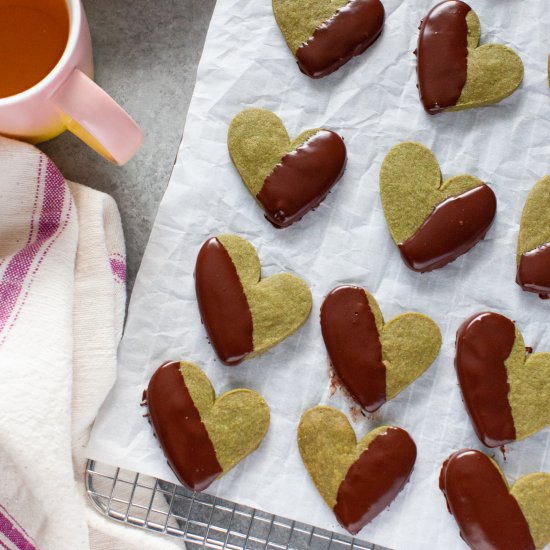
[86,459,390,550]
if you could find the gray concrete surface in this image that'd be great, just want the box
[40,0,216,294]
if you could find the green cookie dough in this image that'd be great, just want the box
[380,142,483,244]
[450,10,524,111]
[228,108,318,197]
[512,473,550,550]
[297,405,388,508]
[364,289,441,400]
[517,176,550,260]
[272,0,348,55]
[181,361,270,473]
[504,329,550,443]
[217,234,312,358]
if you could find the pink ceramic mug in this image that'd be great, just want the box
[0,0,143,165]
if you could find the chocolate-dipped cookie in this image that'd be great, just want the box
[380,142,496,272]
[145,361,270,492]
[298,406,416,535]
[517,176,550,298]
[228,109,346,228]
[417,0,523,114]
[440,449,550,550]
[320,285,441,412]
[456,312,550,447]
[195,234,312,365]
[272,0,385,79]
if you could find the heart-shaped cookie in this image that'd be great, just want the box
[228,109,346,228]
[145,361,270,492]
[320,285,441,412]
[417,0,523,114]
[298,406,416,534]
[195,234,312,365]
[380,142,497,272]
[272,0,385,78]
[456,312,550,447]
[516,176,550,298]
[440,449,550,550]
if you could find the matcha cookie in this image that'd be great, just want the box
[440,449,550,550]
[456,312,550,447]
[380,142,497,272]
[417,0,523,114]
[272,0,385,79]
[516,176,550,298]
[298,406,416,534]
[195,234,312,365]
[320,285,441,412]
[145,361,270,492]
[228,109,346,228]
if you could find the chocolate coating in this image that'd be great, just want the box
[296,0,385,79]
[417,0,471,114]
[257,130,346,228]
[334,427,416,535]
[146,361,222,492]
[320,286,386,412]
[398,184,496,272]
[440,449,535,550]
[517,243,550,298]
[195,237,254,366]
[455,312,516,447]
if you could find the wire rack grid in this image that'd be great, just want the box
[86,460,391,550]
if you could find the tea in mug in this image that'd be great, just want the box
[0,0,70,98]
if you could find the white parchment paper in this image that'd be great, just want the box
[87,1,550,547]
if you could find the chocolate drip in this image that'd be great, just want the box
[296,0,385,79]
[146,361,222,492]
[440,450,535,550]
[334,427,417,535]
[417,0,471,114]
[320,286,386,412]
[398,184,496,272]
[257,130,346,228]
[455,312,517,447]
[517,243,550,298]
[195,237,254,366]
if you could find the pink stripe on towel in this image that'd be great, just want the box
[26,156,43,247]
[0,159,66,335]
[0,510,35,550]
[0,506,34,546]
[109,253,126,285]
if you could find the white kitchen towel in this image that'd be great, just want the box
[0,137,180,550]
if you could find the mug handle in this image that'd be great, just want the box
[52,69,143,165]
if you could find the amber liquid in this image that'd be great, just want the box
[0,0,69,98]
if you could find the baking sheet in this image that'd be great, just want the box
[86,0,550,548]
